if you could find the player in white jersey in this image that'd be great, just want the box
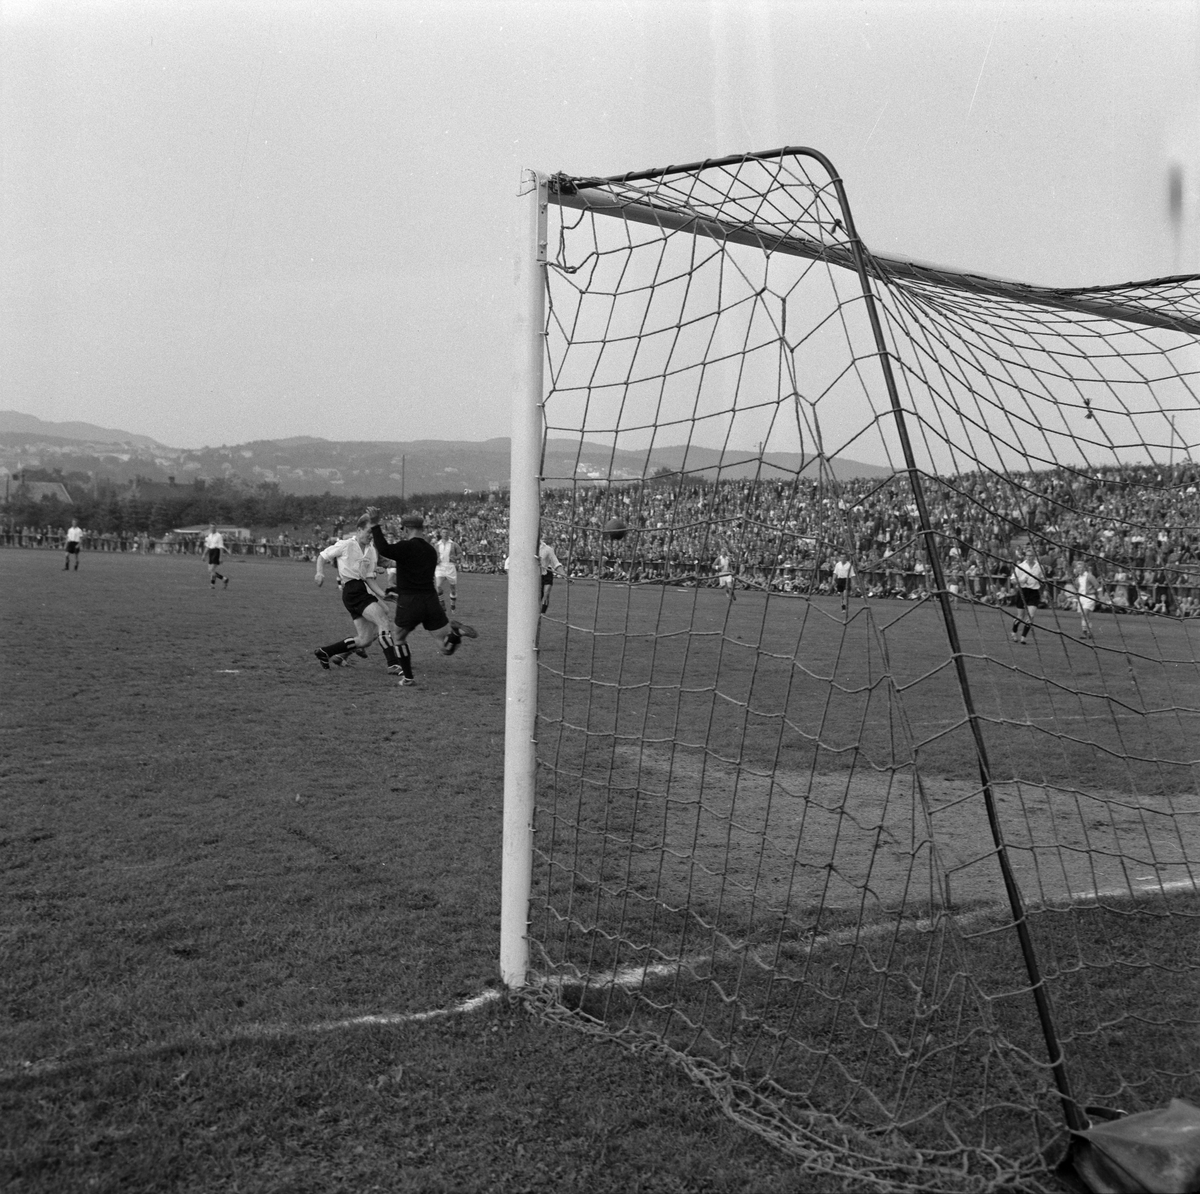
[1010,545,1045,644]
[1071,559,1102,640]
[204,524,229,588]
[539,539,566,614]
[715,549,736,601]
[434,528,459,613]
[832,551,856,612]
[64,518,83,571]
[312,515,404,674]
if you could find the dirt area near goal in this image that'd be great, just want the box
[609,744,1200,919]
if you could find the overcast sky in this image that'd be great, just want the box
[2,0,1197,450]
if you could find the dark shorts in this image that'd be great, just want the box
[834,577,848,593]
[207,549,222,565]
[394,590,449,633]
[341,579,379,620]
[541,571,555,588]
[1017,586,1041,611]
[66,542,81,555]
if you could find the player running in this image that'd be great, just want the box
[312,516,405,674]
[434,527,460,613]
[1010,544,1045,644]
[64,518,83,570]
[204,524,230,588]
[365,508,476,687]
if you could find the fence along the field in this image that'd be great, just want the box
[514,148,1200,1190]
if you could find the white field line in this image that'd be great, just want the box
[294,989,502,1032]
[548,876,1200,992]
[2,990,503,1082]
[11,881,1199,1081]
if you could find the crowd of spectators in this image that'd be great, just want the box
[7,461,1199,613]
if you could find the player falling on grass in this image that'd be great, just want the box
[832,550,856,613]
[1071,559,1102,640]
[365,507,476,688]
[434,527,460,613]
[204,524,230,588]
[64,518,83,571]
[1010,544,1045,645]
[312,515,404,674]
[539,537,566,614]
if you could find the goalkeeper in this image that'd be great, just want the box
[365,507,476,687]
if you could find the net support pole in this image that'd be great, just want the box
[807,147,1088,1136]
[500,169,548,989]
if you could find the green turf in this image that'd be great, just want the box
[2,551,823,1193]
[5,550,1199,1192]
[529,576,1200,1185]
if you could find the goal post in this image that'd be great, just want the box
[503,146,1200,1188]
[500,169,548,988]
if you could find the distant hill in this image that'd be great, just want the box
[0,411,892,496]
[0,411,168,451]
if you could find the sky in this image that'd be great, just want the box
[2,0,1198,453]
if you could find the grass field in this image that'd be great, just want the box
[5,549,1200,1192]
[2,549,824,1194]
[528,577,1200,1187]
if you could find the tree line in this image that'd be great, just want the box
[2,468,478,536]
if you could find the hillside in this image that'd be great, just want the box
[0,411,892,497]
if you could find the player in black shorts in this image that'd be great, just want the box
[1009,545,1046,644]
[365,507,476,687]
[312,516,404,674]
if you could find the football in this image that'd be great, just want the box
[602,517,628,540]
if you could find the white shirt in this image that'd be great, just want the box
[436,539,457,566]
[1012,558,1044,589]
[204,531,225,551]
[833,559,855,580]
[320,536,378,583]
[66,525,84,544]
[539,542,563,573]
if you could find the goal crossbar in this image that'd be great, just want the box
[550,173,1200,336]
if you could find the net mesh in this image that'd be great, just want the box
[525,149,1200,1190]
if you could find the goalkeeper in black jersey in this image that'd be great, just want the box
[365,507,476,687]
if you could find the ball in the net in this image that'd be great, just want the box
[602,517,628,540]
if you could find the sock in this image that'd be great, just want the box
[379,630,400,668]
[398,641,413,679]
[319,639,356,657]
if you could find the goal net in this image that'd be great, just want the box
[503,148,1200,1191]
